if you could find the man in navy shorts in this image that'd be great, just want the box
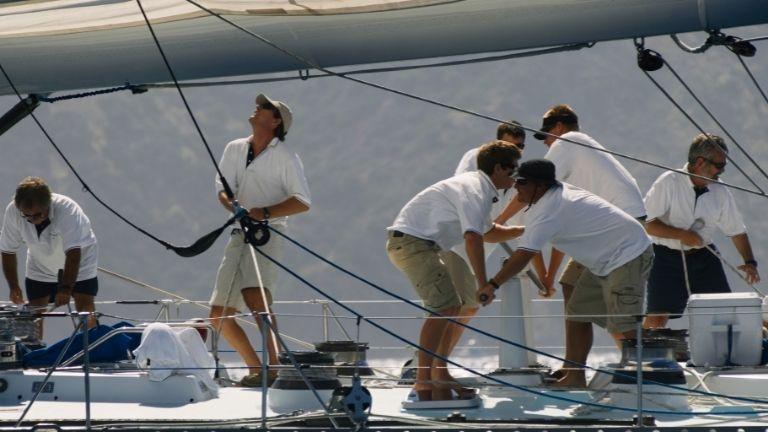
[643,134,760,328]
[1,177,99,335]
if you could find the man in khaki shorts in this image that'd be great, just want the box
[478,159,652,388]
[210,94,311,387]
[387,140,523,401]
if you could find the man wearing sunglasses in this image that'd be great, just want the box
[643,133,760,329]
[0,177,99,335]
[210,94,311,387]
[387,140,523,401]
[478,159,653,388]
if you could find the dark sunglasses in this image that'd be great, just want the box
[702,157,726,170]
[22,210,46,220]
[514,177,529,186]
[259,103,281,118]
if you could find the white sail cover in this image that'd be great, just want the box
[0,0,456,37]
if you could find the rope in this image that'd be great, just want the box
[250,239,768,415]
[735,54,768,108]
[182,0,768,200]
[36,83,146,103]
[662,58,768,186]
[133,0,235,201]
[265,226,768,407]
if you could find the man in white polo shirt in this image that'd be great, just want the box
[1,177,99,334]
[387,140,523,401]
[210,94,311,387]
[479,159,653,388]
[529,104,646,386]
[643,133,759,329]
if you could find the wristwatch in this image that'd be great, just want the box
[488,278,500,290]
[745,259,758,268]
[262,207,271,220]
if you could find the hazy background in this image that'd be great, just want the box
[1,25,767,375]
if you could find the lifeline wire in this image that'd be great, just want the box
[735,54,768,108]
[661,56,768,187]
[183,0,768,200]
[250,239,768,416]
[266,226,768,406]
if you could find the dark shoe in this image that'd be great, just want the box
[240,371,277,387]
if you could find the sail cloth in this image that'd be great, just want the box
[132,322,218,395]
[0,0,457,38]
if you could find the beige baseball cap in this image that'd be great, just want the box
[255,93,293,135]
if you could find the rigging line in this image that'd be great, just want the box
[642,70,765,194]
[183,0,767,200]
[36,83,146,103]
[133,0,234,201]
[265,226,768,405]
[743,35,768,43]
[735,54,768,108]
[250,242,768,415]
[96,266,316,349]
[670,34,712,54]
[0,63,174,247]
[662,58,768,187]
[141,42,595,89]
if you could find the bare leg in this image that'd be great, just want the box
[435,306,478,394]
[552,316,592,388]
[241,287,279,366]
[209,305,262,374]
[72,293,98,329]
[413,305,460,401]
[429,305,465,400]
[551,283,593,381]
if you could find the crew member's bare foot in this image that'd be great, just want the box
[412,381,432,401]
[550,372,587,389]
[547,368,566,382]
[432,379,477,400]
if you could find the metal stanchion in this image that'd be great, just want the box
[634,315,644,428]
[260,313,269,430]
[81,313,92,431]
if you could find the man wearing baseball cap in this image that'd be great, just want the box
[478,159,652,388]
[209,94,311,387]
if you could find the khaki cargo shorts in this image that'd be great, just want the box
[386,232,462,312]
[210,229,283,309]
[440,250,479,309]
[558,258,586,287]
[565,246,653,333]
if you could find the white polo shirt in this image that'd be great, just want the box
[389,171,499,251]
[0,194,98,282]
[215,137,311,225]
[452,148,523,261]
[544,131,646,218]
[644,166,746,250]
[517,183,651,276]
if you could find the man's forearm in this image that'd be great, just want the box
[493,250,536,285]
[464,232,487,286]
[249,196,310,220]
[548,248,565,278]
[1,252,19,290]
[218,190,234,212]
[645,219,689,241]
[62,248,82,288]
[493,197,525,225]
[483,224,524,243]
[731,233,756,262]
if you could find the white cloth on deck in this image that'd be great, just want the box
[132,322,218,395]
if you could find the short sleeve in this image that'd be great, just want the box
[454,149,478,176]
[57,202,91,252]
[281,153,312,207]
[215,142,239,197]
[644,174,671,222]
[516,213,559,252]
[456,193,491,235]
[543,141,572,182]
[0,202,23,253]
[717,187,747,236]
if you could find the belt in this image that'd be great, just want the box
[655,243,714,255]
[389,230,436,246]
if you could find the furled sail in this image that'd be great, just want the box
[1,0,768,94]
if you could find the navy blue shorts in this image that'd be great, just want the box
[25,277,99,303]
[646,244,729,318]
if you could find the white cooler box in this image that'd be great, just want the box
[688,292,763,367]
